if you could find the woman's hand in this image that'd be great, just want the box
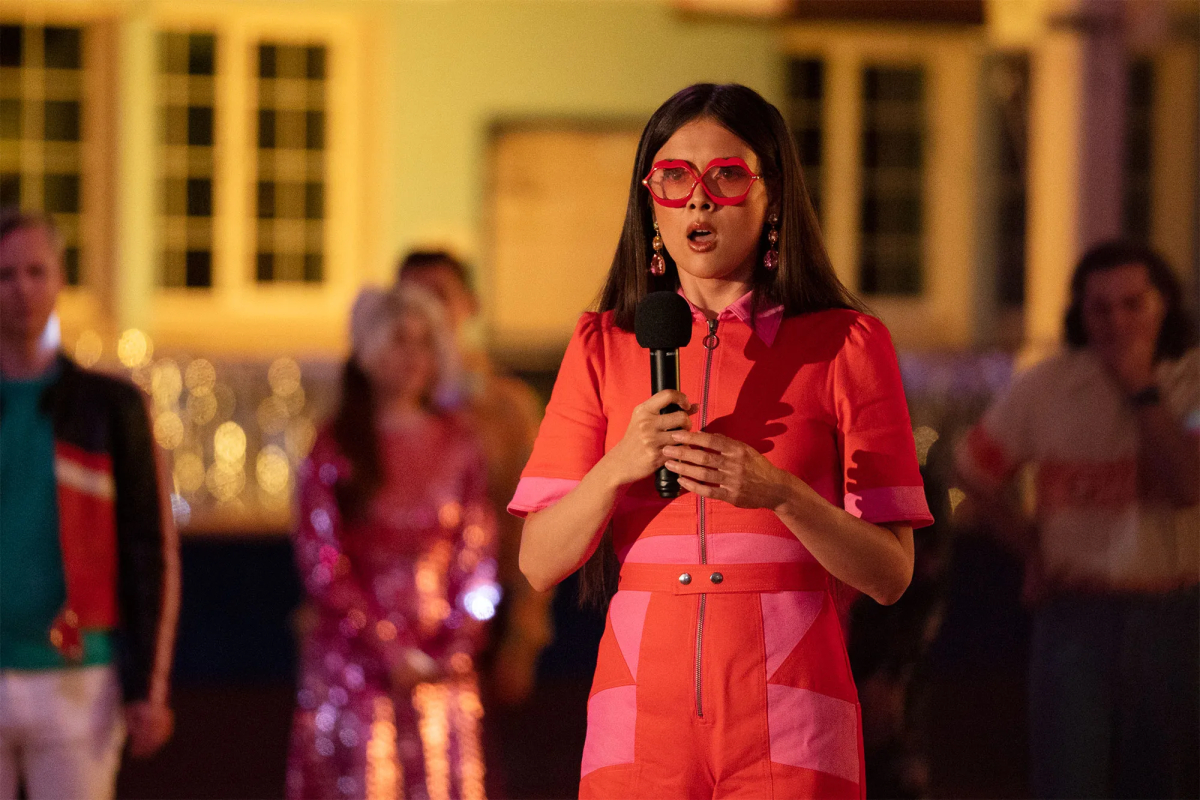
[664,430,799,510]
[598,390,697,488]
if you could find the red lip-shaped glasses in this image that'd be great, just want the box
[642,157,761,207]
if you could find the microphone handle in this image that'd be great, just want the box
[650,349,682,499]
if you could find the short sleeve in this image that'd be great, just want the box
[833,315,933,529]
[507,314,607,517]
[1162,348,1200,434]
[955,363,1038,489]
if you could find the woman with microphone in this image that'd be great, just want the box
[509,83,932,798]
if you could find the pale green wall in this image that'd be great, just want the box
[370,1,782,277]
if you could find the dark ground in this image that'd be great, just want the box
[117,535,1033,800]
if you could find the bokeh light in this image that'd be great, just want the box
[173,451,206,494]
[214,421,247,463]
[268,357,302,396]
[185,358,217,395]
[206,460,246,502]
[256,445,291,495]
[286,418,318,460]
[213,383,237,420]
[257,395,290,435]
[74,330,102,367]
[187,392,218,425]
[151,360,183,408]
[117,329,153,368]
[153,411,185,450]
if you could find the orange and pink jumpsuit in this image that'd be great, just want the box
[509,292,933,799]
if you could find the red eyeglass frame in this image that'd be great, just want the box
[641,157,762,208]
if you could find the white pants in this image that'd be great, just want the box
[0,666,126,800]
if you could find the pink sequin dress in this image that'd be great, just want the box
[287,416,498,800]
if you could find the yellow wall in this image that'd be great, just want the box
[379,0,782,283]
[17,0,780,359]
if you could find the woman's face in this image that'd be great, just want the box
[364,311,438,404]
[649,117,770,284]
[1081,262,1166,358]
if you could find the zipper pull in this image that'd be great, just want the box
[703,318,719,350]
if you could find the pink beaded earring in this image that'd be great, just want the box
[763,214,779,271]
[650,221,666,276]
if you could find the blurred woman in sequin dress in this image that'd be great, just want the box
[288,285,498,800]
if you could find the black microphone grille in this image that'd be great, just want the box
[635,291,693,350]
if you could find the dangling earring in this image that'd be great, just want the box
[649,221,666,276]
[763,214,779,271]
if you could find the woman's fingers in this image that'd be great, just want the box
[665,460,720,484]
[677,476,727,501]
[653,409,693,431]
[670,429,732,452]
[662,445,718,467]
[644,390,691,414]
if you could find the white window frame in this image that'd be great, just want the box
[783,25,985,350]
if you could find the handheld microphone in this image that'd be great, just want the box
[634,291,693,498]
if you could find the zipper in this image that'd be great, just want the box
[695,317,719,718]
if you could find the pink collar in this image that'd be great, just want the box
[676,288,784,346]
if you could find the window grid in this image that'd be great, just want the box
[159,31,216,288]
[0,24,85,285]
[1124,58,1153,244]
[254,42,325,284]
[991,55,1028,308]
[787,58,824,221]
[859,66,925,296]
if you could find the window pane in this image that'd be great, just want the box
[786,57,824,221]
[188,34,215,76]
[43,27,81,70]
[5,26,86,285]
[44,100,81,141]
[159,30,217,288]
[255,42,326,284]
[0,99,20,139]
[185,250,212,287]
[0,26,22,67]
[1124,58,1153,243]
[44,173,81,213]
[859,65,925,296]
[186,178,212,217]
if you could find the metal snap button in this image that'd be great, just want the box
[678,572,692,585]
[709,572,724,585]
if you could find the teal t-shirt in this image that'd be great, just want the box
[0,368,113,669]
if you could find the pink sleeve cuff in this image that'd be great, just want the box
[507,477,581,518]
[844,486,934,529]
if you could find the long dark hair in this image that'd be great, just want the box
[579,83,865,607]
[597,83,862,330]
[1064,240,1197,360]
[331,358,382,522]
[330,285,463,523]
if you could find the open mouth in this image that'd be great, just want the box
[687,228,713,241]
